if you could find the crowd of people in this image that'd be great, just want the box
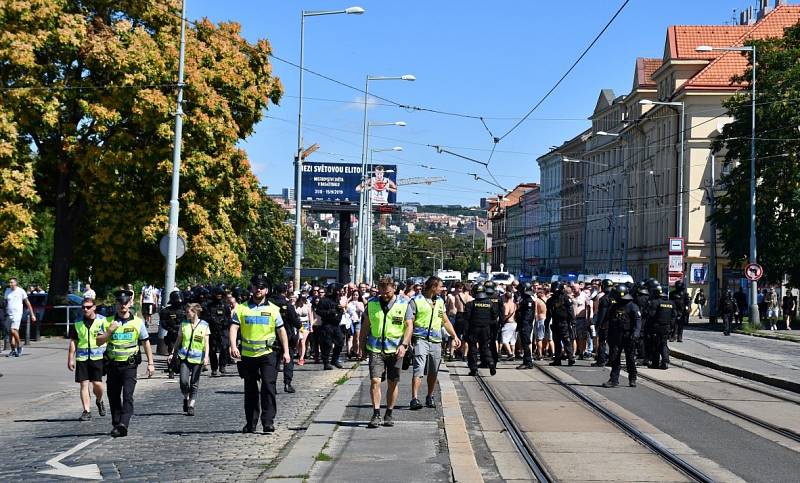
[13,272,790,437]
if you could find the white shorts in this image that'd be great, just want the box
[8,314,22,331]
[501,322,518,344]
[768,308,779,318]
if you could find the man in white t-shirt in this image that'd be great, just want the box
[4,278,35,357]
[139,284,159,326]
[83,283,97,300]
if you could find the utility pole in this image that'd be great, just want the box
[708,155,719,324]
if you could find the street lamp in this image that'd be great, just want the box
[425,255,438,276]
[697,44,758,326]
[640,99,686,244]
[428,236,444,271]
[356,97,412,285]
[293,6,365,289]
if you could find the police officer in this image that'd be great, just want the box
[591,280,614,367]
[719,289,738,336]
[646,286,675,369]
[634,281,652,365]
[95,289,155,437]
[229,274,291,434]
[159,290,186,378]
[359,277,412,428]
[516,282,536,370]
[270,283,300,393]
[67,297,108,421]
[602,284,642,388]
[669,280,690,342]
[463,284,499,376]
[483,281,501,367]
[546,282,575,366]
[316,283,345,370]
[204,286,230,376]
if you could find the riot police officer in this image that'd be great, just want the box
[669,280,690,342]
[204,285,230,376]
[634,281,652,365]
[159,290,186,378]
[719,289,738,336]
[316,283,345,370]
[546,282,575,366]
[516,282,536,370]
[483,281,501,367]
[270,283,300,393]
[463,284,499,376]
[592,280,614,367]
[602,284,642,388]
[646,286,675,369]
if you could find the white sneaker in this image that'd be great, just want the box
[16,347,22,356]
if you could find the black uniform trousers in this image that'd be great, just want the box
[722,313,733,335]
[319,324,344,365]
[106,362,138,428]
[208,328,229,372]
[552,322,574,363]
[489,323,499,364]
[648,329,669,368]
[671,314,687,341]
[467,326,495,372]
[595,328,608,364]
[608,328,637,383]
[518,322,534,367]
[277,346,294,384]
[242,352,279,428]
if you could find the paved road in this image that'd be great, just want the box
[0,338,75,409]
[557,361,800,483]
[0,350,349,482]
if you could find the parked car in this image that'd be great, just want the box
[596,271,635,285]
[489,272,515,286]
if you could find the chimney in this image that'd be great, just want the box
[758,0,773,19]
[739,6,756,25]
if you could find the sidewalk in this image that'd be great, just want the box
[670,328,800,393]
[0,337,75,412]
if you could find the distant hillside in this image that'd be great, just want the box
[412,204,485,217]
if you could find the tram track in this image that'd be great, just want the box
[668,360,800,404]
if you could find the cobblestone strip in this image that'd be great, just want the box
[0,362,350,482]
[440,365,484,483]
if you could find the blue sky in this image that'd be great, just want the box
[188,0,758,205]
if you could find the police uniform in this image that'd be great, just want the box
[71,315,109,384]
[104,290,151,437]
[270,290,300,392]
[316,286,345,370]
[463,287,499,375]
[719,292,738,336]
[233,294,284,433]
[484,283,501,368]
[592,290,613,366]
[546,284,575,366]
[515,285,536,369]
[159,292,186,376]
[634,288,651,364]
[604,289,642,387]
[176,319,209,409]
[646,294,675,369]
[669,282,690,342]
[204,291,230,375]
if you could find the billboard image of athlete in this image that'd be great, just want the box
[356,165,397,205]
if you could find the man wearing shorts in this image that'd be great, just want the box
[452,282,472,360]
[68,298,108,421]
[406,276,461,410]
[4,278,35,357]
[360,278,412,428]
[139,283,158,327]
[571,283,591,359]
[534,286,549,359]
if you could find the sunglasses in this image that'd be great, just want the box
[82,305,95,310]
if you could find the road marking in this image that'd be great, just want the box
[38,438,103,480]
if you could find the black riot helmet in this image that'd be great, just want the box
[600,279,614,292]
[273,283,289,296]
[211,285,225,299]
[635,280,649,296]
[551,281,564,294]
[674,280,685,291]
[325,283,340,297]
[473,283,488,300]
[484,281,496,296]
[522,281,534,295]
[168,290,183,306]
[724,289,733,298]
[613,283,634,303]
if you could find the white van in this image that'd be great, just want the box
[596,271,635,285]
[436,270,462,281]
[490,272,515,286]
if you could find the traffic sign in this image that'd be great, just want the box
[668,272,684,286]
[160,234,186,259]
[744,263,763,281]
[668,254,683,273]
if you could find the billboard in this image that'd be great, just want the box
[301,162,397,204]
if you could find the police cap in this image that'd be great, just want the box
[114,289,134,304]
[250,274,269,289]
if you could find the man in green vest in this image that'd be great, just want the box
[406,276,461,410]
[96,289,155,437]
[67,297,109,421]
[359,277,412,428]
[229,274,291,434]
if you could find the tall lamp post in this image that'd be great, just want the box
[293,6,364,290]
[697,44,758,326]
[356,75,414,284]
[428,236,444,271]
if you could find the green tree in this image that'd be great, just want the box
[245,187,293,279]
[0,1,282,299]
[712,27,800,285]
[301,229,338,270]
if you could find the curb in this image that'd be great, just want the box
[440,367,484,483]
[731,330,800,344]
[668,348,800,395]
[262,362,362,482]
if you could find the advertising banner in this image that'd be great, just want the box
[301,162,397,204]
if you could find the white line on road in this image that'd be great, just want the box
[38,438,103,480]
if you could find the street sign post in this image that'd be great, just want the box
[744,263,764,281]
[160,234,186,259]
[667,237,684,286]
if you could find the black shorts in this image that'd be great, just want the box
[142,303,155,315]
[75,359,104,383]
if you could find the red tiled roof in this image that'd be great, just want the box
[636,57,661,88]
[667,25,749,60]
[685,5,800,89]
